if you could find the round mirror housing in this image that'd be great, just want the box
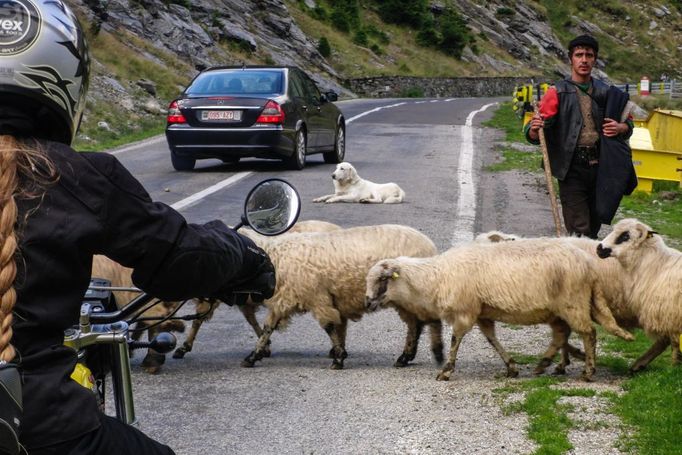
[243,178,301,235]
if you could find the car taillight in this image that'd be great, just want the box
[256,100,285,124]
[167,100,186,124]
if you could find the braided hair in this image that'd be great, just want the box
[0,135,57,361]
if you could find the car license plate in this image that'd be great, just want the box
[201,110,242,122]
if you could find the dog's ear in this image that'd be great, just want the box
[348,164,359,180]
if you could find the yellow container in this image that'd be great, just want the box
[629,109,682,192]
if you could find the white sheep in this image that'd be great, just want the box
[479,230,679,374]
[241,224,440,369]
[365,239,634,381]
[91,255,185,374]
[597,218,682,371]
[172,220,343,360]
[475,231,631,374]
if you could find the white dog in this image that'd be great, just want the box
[313,162,405,204]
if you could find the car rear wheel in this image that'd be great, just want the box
[170,149,196,171]
[324,124,345,164]
[286,129,306,170]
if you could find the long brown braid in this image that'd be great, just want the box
[0,135,56,362]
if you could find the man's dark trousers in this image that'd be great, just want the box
[558,163,601,239]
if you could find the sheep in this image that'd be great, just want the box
[475,232,619,374]
[365,239,634,381]
[91,255,185,374]
[597,218,682,371]
[240,224,440,370]
[172,220,343,360]
[479,230,679,375]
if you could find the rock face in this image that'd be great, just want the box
[69,0,348,94]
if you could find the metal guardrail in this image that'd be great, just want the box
[614,80,680,98]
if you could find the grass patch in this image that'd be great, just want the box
[482,102,527,143]
[74,99,165,152]
[486,150,541,172]
[600,331,682,454]
[483,102,542,173]
[495,377,600,455]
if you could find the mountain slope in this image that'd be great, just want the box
[64,0,682,149]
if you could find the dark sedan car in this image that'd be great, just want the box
[165,66,346,170]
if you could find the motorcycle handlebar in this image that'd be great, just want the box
[87,274,274,324]
[89,292,156,324]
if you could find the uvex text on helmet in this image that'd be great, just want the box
[0,0,90,145]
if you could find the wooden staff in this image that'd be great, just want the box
[535,110,563,237]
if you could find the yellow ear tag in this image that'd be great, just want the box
[391,272,400,279]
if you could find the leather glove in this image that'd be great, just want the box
[219,234,276,305]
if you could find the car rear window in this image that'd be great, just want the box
[186,70,284,95]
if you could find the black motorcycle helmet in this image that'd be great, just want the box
[0,0,90,145]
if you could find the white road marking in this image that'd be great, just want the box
[450,102,498,246]
[171,172,253,211]
[346,102,407,123]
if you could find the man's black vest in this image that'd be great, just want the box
[545,77,609,180]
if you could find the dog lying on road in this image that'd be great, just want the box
[313,162,405,204]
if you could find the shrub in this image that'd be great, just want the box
[311,5,328,21]
[366,24,390,44]
[377,0,429,28]
[438,8,473,59]
[416,26,440,47]
[330,10,351,32]
[330,0,361,32]
[353,29,369,46]
[495,7,515,17]
[318,36,332,58]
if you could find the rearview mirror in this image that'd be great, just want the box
[242,178,301,235]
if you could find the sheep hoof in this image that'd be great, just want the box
[393,357,409,368]
[580,373,594,383]
[534,358,552,375]
[241,359,256,368]
[262,347,272,358]
[172,347,188,359]
[628,364,646,375]
[330,361,344,370]
[621,331,635,341]
[436,372,450,381]
[506,368,519,378]
[143,365,162,375]
[142,352,165,367]
[241,351,260,368]
[328,348,335,359]
[553,366,567,375]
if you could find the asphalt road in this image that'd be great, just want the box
[103,96,573,454]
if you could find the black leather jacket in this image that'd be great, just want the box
[12,141,264,449]
[543,77,609,180]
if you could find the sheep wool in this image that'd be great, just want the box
[366,238,633,382]
[598,218,682,370]
[173,220,344,361]
[241,224,438,370]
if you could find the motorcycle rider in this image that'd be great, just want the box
[0,1,274,454]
